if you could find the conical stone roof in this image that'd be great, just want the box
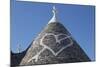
[20,6,90,66]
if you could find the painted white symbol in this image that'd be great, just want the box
[28,33,73,62]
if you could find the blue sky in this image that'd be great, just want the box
[11,0,95,61]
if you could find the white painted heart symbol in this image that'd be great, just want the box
[28,33,73,62]
[40,33,73,56]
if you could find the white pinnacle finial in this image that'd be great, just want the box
[48,6,58,23]
[17,43,21,53]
